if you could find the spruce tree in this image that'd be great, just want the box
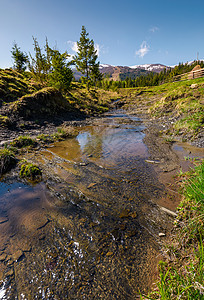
[11,42,28,72]
[74,26,101,90]
[48,49,73,92]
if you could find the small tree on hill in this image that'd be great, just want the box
[28,37,49,83]
[48,49,73,92]
[11,42,28,72]
[74,26,101,90]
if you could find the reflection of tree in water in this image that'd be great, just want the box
[83,128,104,159]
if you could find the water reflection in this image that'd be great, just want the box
[50,111,148,169]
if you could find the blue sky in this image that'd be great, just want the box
[0,0,203,68]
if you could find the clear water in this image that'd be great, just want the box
[0,110,168,299]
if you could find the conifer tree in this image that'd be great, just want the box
[48,49,73,91]
[11,42,28,72]
[28,37,50,83]
[74,26,101,90]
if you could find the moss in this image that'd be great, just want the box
[20,161,42,181]
[0,115,11,126]
[11,136,36,148]
[37,134,54,143]
[0,148,16,175]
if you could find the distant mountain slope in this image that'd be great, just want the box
[129,63,170,73]
[100,65,151,80]
[73,63,169,81]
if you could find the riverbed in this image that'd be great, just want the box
[0,109,202,299]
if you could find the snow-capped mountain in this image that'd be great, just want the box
[99,64,113,69]
[129,63,169,73]
[73,60,203,81]
[73,63,169,81]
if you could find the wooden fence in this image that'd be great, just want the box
[162,67,204,84]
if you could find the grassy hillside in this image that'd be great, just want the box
[0,69,118,127]
[119,77,204,143]
[0,69,39,102]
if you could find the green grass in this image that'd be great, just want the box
[69,84,118,115]
[174,111,204,133]
[0,68,38,102]
[0,115,11,126]
[37,134,54,143]
[20,161,42,181]
[142,161,204,299]
[0,148,16,175]
[124,78,204,137]
[10,135,36,148]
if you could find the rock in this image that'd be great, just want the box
[79,162,88,166]
[145,159,160,164]
[191,84,198,89]
[159,233,166,237]
[160,206,177,217]
[12,250,23,262]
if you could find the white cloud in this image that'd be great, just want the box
[67,54,75,61]
[67,40,78,52]
[95,44,100,56]
[150,26,159,33]
[136,41,150,58]
[67,40,101,57]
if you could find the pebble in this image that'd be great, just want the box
[159,233,166,237]
[190,83,198,89]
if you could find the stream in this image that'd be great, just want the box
[0,109,184,299]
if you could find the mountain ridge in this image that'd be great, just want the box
[73,63,170,81]
[73,60,204,81]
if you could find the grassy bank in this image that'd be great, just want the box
[119,77,204,142]
[142,161,204,299]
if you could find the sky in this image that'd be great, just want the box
[0,0,204,68]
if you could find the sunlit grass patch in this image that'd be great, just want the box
[142,161,204,299]
[0,148,16,175]
[19,160,42,181]
[10,135,36,148]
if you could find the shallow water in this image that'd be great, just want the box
[0,110,174,299]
